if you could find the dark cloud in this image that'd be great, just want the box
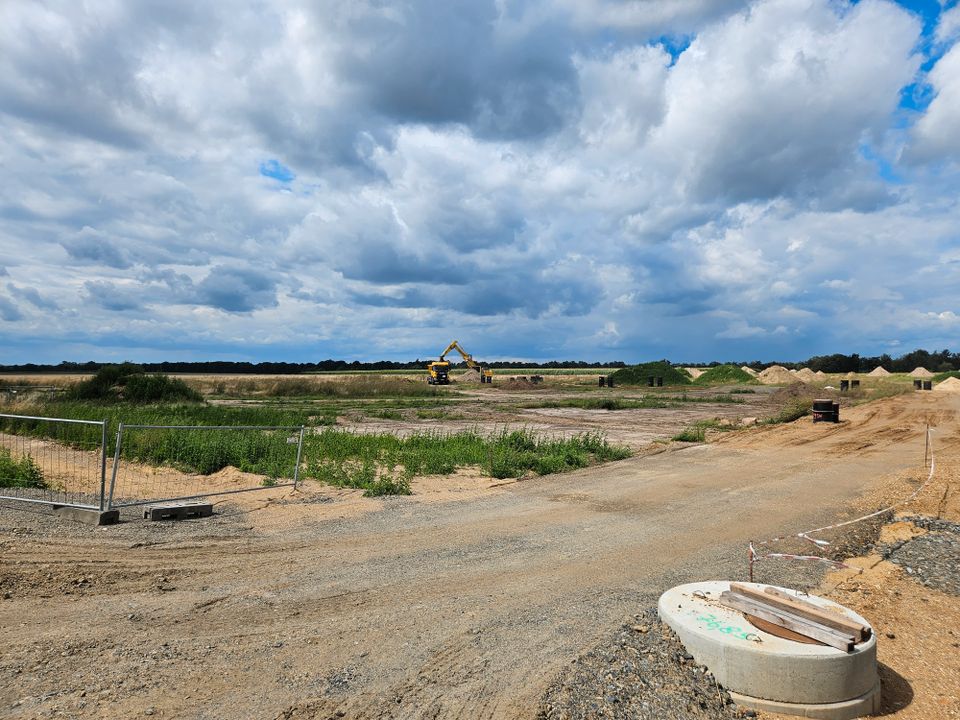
[62,232,131,269]
[83,281,143,311]
[10,285,58,310]
[336,2,580,141]
[194,266,279,313]
[0,295,23,321]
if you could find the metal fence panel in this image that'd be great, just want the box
[108,424,305,508]
[0,413,108,509]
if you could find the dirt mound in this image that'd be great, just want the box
[868,366,891,377]
[815,370,827,378]
[610,362,691,386]
[740,366,759,377]
[758,365,802,385]
[684,367,705,379]
[693,364,755,384]
[456,368,482,384]
[934,377,960,393]
[911,367,934,378]
[795,367,818,381]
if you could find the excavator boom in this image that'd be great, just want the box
[428,340,493,384]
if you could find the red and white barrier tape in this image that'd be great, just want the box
[749,425,936,580]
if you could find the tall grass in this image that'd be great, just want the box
[304,428,631,484]
[213,376,448,399]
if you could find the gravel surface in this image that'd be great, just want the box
[537,609,755,720]
[882,516,960,596]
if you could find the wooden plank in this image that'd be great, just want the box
[744,614,824,645]
[761,585,870,639]
[719,592,855,652]
[729,582,867,640]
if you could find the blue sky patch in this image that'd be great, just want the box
[259,159,295,183]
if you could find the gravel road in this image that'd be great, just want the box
[1,393,956,719]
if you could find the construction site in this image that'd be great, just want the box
[1,363,958,719]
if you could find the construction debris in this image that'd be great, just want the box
[719,583,869,652]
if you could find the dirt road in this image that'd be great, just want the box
[2,393,956,719]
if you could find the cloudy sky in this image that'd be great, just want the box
[2,0,959,364]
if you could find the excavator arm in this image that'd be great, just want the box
[439,340,478,369]
[434,340,493,383]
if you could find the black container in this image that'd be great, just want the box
[914,379,922,390]
[812,399,838,423]
[840,380,849,391]
[599,376,606,387]
[851,379,860,388]
[924,381,932,391]
[656,377,664,387]
[607,376,615,388]
[648,376,655,387]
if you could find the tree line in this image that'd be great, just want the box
[2,349,957,375]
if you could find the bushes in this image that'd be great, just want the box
[0,447,45,489]
[67,364,202,403]
[609,361,691,386]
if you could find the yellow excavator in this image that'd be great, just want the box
[426,340,493,385]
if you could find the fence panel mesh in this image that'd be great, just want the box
[108,424,304,508]
[0,413,107,509]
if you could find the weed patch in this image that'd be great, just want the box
[0,447,45,489]
[303,428,630,486]
[672,427,706,442]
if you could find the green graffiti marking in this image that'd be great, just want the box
[691,611,755,641]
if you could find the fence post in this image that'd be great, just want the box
[293,426,305,489]
[107,422,124,510]
[98,420,109,511]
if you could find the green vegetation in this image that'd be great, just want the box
[933,370,960,382]
[304,428,631,484]
[0,447,45,489]
[67,363,202,403]
[672,426,706,442]
[667,393,746,404]
[214,376,449,399]
[670,418,739,443]
[693,364,756,385]
[118,426,299,477]
[763,398,811,424]
[367,409,403,420]
[520,397,677,410]
[310,459,412,496]
[609,361,692,386]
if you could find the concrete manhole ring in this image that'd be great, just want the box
[658,581,881,720]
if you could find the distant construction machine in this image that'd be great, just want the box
[426,340,494,385]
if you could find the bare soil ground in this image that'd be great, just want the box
[1,389,958,719]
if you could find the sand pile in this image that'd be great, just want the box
[933,377,960,393]
[758,365,801,385]
[815,370,827,378]
[684,367,706,379]
[740,366,759,377]
[795,368,818,381]
[868,367,891,377]
[911,367,934,378]
[457,368,482,383]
